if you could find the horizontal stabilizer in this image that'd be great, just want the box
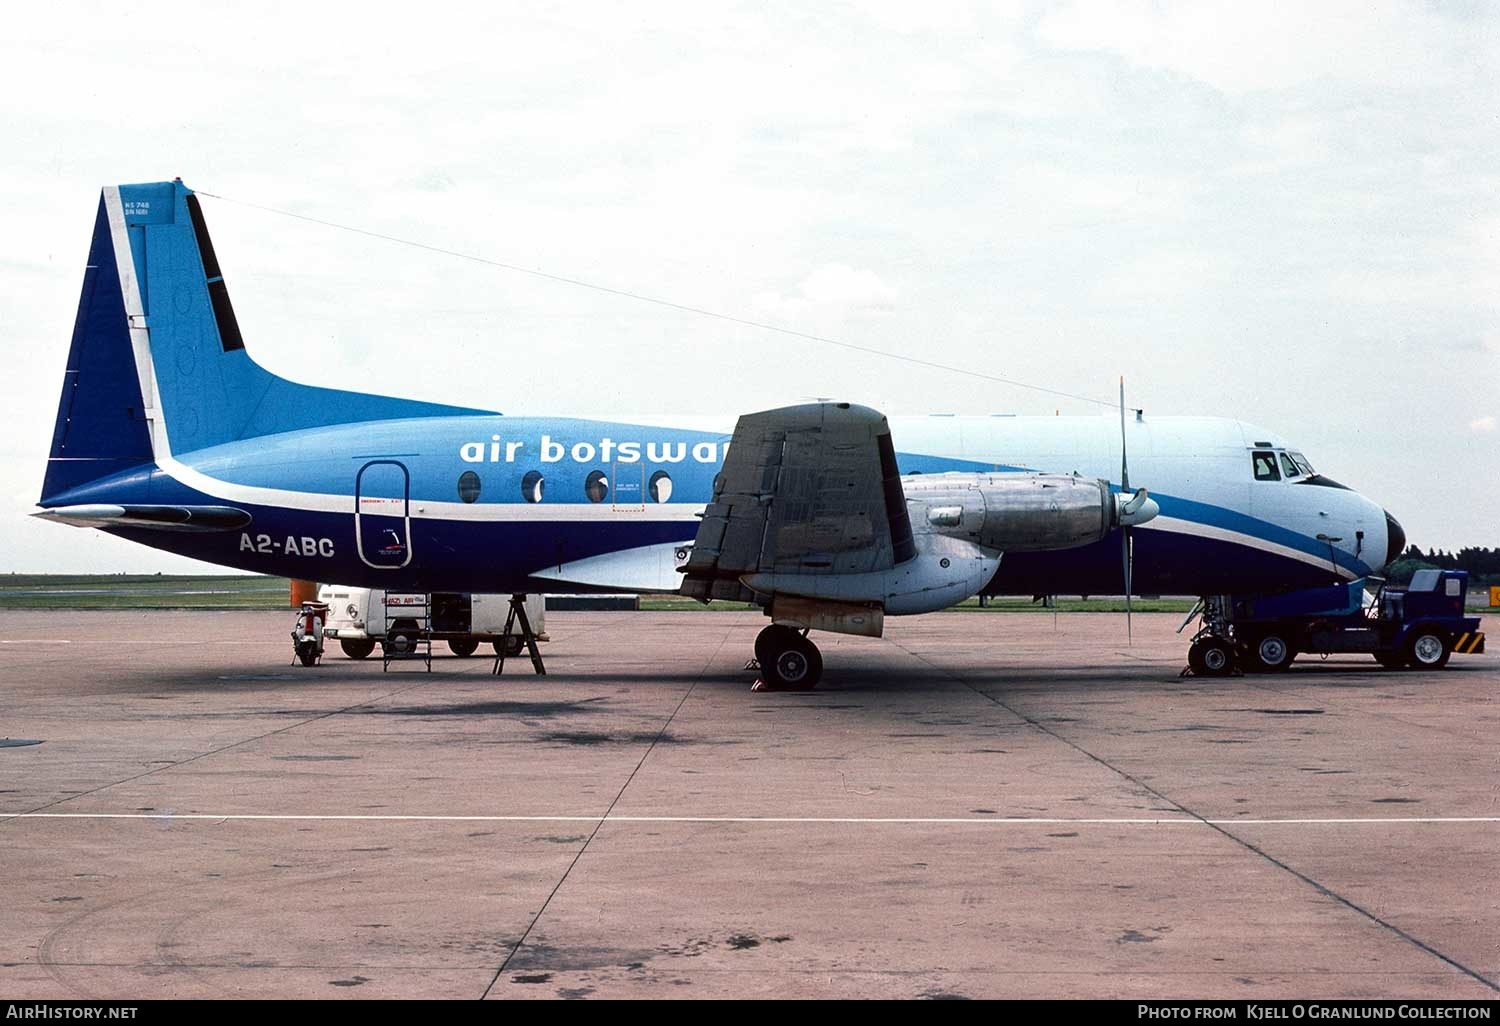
[32,504,252,532]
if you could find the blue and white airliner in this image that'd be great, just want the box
[36,180,1405,688]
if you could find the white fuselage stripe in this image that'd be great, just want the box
[157,458,1349,563]
[1139,515,1358,580]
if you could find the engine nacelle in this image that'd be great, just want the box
[744,531,1001,627]
[737,472,1157,634]
[904,472,1148,552]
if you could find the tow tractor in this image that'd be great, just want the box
[1183,569,1485,675]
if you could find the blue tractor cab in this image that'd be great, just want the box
[1188,569,1485,675]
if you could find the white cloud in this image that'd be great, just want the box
[1035,0,1472,96]
[752,264,895,322]
[1471,416,1497,433]
[2,1,1499,566]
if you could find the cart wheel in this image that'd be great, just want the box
[447,638,480,658]
[1406,630,1450,670]
[1248,634,1295,673]
[385,630,418,655]
[492,636,523,657]
[340,638,375,660]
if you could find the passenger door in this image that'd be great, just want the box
[355,460,413,569]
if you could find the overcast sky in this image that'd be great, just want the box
[1,1,1496,573]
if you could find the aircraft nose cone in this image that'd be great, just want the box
[1384,510,1406,568]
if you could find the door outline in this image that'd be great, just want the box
[612,461,645,511]
[355,459,413,569]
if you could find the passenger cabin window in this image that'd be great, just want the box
[1252,452,1280,481]
[521,471,544,503]
[649,471,673,503]
[585,470,609,503]
[1279,453,1300,479]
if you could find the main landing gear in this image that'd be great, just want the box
[752,624,822,691]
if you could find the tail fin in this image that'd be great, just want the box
[42,180,493,504]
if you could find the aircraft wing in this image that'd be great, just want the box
[679,403,914,602]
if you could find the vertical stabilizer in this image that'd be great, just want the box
[41,197,154,501]
[41,180,495,504]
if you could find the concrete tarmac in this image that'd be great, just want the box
[0,610,1495,1000]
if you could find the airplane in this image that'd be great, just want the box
[35,180,1405,689]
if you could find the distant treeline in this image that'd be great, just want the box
[1387,545,1500,586]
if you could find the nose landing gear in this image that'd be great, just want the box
[751,624,823,691]
[1186,636,1236,677]
[1182,596,1239,677]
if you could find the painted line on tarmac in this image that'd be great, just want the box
[7,813,1500,826]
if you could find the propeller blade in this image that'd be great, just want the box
[1123,525,1133,646]
[1119,376,1129,493]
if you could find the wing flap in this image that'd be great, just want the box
[681,402,912,601]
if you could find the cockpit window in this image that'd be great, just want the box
[1279,453,1300,479]
[1289,452,1314,476]
[1252,452,1280,481]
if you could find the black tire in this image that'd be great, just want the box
[761,632,822,691]
[340,638,376,660]
[296,643,319,667]
[1405,629,1450,671]
[385,630,419,656]
[1247,633,1295,673]
[754,624,801,669]
[1188,638,1235,677]
[447,638,480,658]
[492,636,524,657]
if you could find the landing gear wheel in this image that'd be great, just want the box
[340,638,375,660]
[1188,638,1235,677]
[493,636,524,657]
[754,624,799,669]
[754,626,822,691]
[447,638,480,658]
[1406,630,1450,671]
[1246,634,1295,673]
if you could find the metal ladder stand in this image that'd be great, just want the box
[381,592,432,672]
[492,594,547,677]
